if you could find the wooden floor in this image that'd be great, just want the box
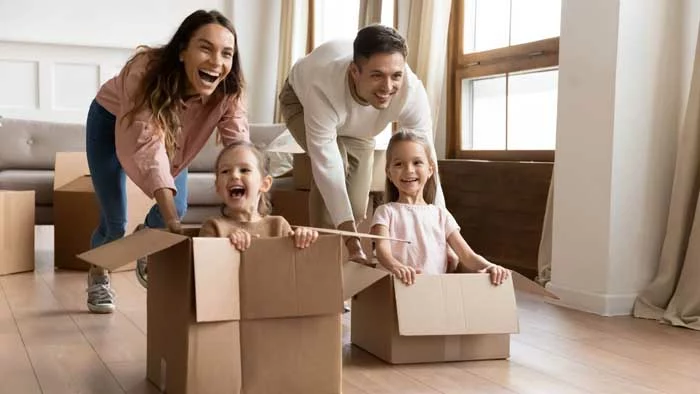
[1,245,699,393]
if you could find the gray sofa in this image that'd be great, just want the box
[0,117,290,224]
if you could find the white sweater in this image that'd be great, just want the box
[289,40,445,225]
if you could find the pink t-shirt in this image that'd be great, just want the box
[371,202,460,275]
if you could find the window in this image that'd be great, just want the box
[311,0,395,47]
[448,0,561,161]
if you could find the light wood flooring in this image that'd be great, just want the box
[1,230,698,394]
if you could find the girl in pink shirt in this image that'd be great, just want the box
[370,130,509,286]
[85,10,248,314]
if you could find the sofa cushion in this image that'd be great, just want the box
[186,172,218,205]
[0,170,54,205]
[189,123,287,172]
[0,118,85,170]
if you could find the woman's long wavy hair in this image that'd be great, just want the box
[384,130,437,204]
[123,9,244,159]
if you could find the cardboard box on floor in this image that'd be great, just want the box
[351,264,558,364]
[293,151,386,192]
[77,228,387,394]
[53,152,153,271]
[0,190,35,275]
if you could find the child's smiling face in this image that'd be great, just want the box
[215,146,271,218]
[386,140,434,203]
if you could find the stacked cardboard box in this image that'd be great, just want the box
[53,152,153,271]
[0,190,35,275]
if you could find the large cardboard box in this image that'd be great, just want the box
[293,151,386,192]
[351,268,556,364]
[53,152,153,271]
[77,229,385,394]
[0,190,35,275]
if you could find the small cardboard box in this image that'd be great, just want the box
[77,229,385,394]
[53,152,153,271]
[0,190,35,275]
[293,151,386,192]
[351,267,556,364]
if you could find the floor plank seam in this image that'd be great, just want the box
[36,269,128,394]
[0,276,46,394]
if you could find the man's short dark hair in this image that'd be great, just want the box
[353,24,408,64]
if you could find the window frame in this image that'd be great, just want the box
[447,0,559,162]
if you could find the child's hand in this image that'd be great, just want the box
[228,229,257,251]
[291,227,318,249]
[485,264,510,285]
[389,263,421,286]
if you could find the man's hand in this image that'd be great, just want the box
[338,220,368,265]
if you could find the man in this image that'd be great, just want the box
[279,24,445,262]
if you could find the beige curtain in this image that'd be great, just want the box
[396,0,453,130]
[274,0,308,123]
[359,0,383,27]
[633,28,700,330]
[536,176,554,285]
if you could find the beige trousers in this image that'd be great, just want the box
[279,79,375,229]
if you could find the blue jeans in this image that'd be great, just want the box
[85,99,188,249]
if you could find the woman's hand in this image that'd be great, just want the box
[166,219,183,234]
[485,264,510,285]
[389,263,421,286]
[291,227,319,249]
[228,229,256,251]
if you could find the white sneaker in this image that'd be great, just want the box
[86,271,116,314]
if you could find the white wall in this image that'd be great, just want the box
[549,0,698,315]
[0,0,281,124]
[230,0,282,123]
[608,0,681,301]
[550,0,619,306]
[0,0,227,49]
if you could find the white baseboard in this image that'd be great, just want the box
[545,282,637,316]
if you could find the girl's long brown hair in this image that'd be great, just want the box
[123,9,244,159]
[384,130,437,204]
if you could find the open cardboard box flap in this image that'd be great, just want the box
[77,228,188,271]
[512,270,559,299]
[393,273,520,336]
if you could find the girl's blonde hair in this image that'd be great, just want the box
[384,130,437,204]
[214,141,272,216]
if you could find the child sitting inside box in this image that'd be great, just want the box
[198,141,318,248]
[370,130,510,285]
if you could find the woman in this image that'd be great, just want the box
[85,9,248,313]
